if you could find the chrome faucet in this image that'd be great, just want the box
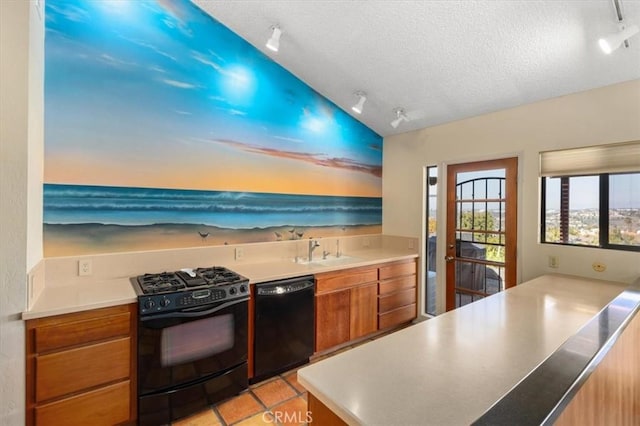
[308,238,320,262]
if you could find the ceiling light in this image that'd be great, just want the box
[351,91,367,114]
[390,108,409,129]
[599,24,639,54]
[266,25,281,52]
[599,0,638,54]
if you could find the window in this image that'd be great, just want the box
[540,141,640,252]
[425,166,437,316]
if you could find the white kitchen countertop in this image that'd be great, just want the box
[22,248,417,320]
[22,278,138,320]
[297,274,627,426]
[232,249,417,284]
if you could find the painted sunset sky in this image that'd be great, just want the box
[44,0,382,197]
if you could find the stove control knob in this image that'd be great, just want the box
[144,299,156,310]
[160,298,170,307]
[229,287,237,295]
[239,284,247,293]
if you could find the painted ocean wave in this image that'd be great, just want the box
[45,202,382,213]
[44,184,382,229]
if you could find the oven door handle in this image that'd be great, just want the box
[141,296,248,321]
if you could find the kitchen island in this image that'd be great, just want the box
[297,274,639,425]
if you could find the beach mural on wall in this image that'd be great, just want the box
[43,0,383,256]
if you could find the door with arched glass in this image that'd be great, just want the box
[446,158,518,310]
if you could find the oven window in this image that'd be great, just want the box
[161,314,234,367]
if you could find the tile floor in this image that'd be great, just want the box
[171,364,310,426]
[171,326,412,426]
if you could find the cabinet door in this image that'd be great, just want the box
[315,290,350,352]
[350,284,378,340]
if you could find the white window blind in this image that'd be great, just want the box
[539,140,640,177]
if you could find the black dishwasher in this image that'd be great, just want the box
[253,275,315,382]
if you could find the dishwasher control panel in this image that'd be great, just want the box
[256,279,314,296]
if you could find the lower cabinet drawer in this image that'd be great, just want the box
[378,288,416,313]
[316,268,378,293]
[36,337,130,402]
[35,380,130,426]
[378,304,416,330]
[378,275,416,295]
[379,261,416,281]
[34,311,130,353]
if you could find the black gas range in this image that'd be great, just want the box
[132,266,249,316]
[133,266,250,425]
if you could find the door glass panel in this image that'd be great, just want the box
[486,178,505,199]
[456,292,484,307]
[473,181,487,199]
[455,261,503,299]
[425,166,438,316]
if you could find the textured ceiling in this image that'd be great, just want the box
[193,0,640,137]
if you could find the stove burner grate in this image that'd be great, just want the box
[196,267,242,286]
[135,266,247,295]
[138,273,186,294]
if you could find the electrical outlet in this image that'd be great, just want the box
[592,262,606,272]
[363,238,370,248]
[408,240,415,249]
[78,259,92,276]
[548,256,559,268]
[235,247,244,261]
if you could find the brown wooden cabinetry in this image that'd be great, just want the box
[314,259,417,353]
[315,289,351,351]
[349,283,378,340]
[378,259,417,330]
[315,266,378,352]
[26,304,136,426]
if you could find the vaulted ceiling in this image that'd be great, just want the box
[194,1,640,137]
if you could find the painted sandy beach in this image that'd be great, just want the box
[44,223,381,257]
[43,184,382,256]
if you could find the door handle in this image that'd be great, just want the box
[445,256,454,263]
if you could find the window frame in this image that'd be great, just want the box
[540,172,639,252]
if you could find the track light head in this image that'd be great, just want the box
[352,91,367,114]
[266,25,282,52]
[390,108,409,129]
[599,24,639,54]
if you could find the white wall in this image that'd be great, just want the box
[383,80,640,313]
[28,0,45,269]
[0,0,44,423]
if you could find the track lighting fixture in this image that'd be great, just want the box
[390,108,409,129]
[599,24,639,54]
[266,25,282,52]
[351,91,367,114]
[599,0,638,54]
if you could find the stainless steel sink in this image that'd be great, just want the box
[296,255,360,266]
